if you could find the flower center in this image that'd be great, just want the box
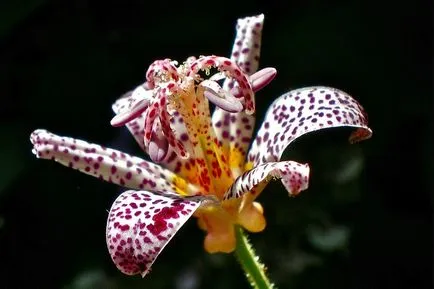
[144,56,255,200]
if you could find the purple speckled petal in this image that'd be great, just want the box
[223,161,310,200]
[212,14,265,176]
[248,86,373,165]
[226,14,264,76]
[30,129,198,194]
[107,190,210,277]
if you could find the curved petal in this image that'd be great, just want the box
[247,86,372,165]
[30,129,199,195]
[223,161,310,200]
[212,14,265,176]
[106,190,210,277]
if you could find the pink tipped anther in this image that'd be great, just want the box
[231,67,277,98]
[204,90,243,112]
[250,67,277,92]
[201,80,243,113]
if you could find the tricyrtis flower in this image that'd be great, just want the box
[30,14,372,278]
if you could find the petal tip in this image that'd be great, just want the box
[349,127,373,144]
[286,163,310,197]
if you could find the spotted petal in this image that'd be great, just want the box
[223,161,310,200]
[212,14,265,177]
[227,14,263,76]
[107,190,210,277]
[30,129,199,195]
[248,86,372,165]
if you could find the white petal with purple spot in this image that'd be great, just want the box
[248,86,372,165]
[30,129,182,192]
[106,190,210,277]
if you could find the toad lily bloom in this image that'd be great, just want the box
[30,14,372,277]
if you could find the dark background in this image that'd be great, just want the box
[0,0,431,288]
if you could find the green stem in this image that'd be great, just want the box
[234,226,275,289]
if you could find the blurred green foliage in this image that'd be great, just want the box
[0,0,431,289]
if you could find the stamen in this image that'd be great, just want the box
[200,80,243,113]
[187,56,255,114]
[146,59,179,88]
[231,67,277,98]
[111,84,153,127]
[111,98,149,127]
[249,67,277,92]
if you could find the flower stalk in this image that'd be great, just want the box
[235,227,275,289]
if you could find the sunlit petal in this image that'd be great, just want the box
[248,86,372,165]
[106,190,209,277]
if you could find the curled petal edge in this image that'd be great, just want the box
[223,161,310,200]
